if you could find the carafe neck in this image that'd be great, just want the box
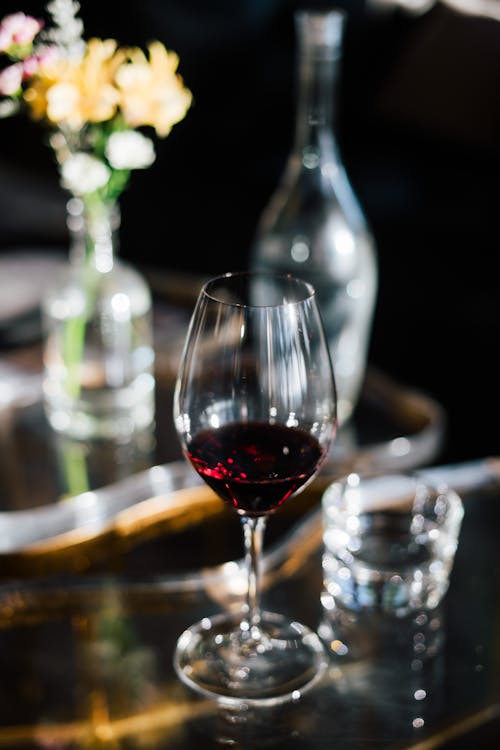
[292,10,345,158]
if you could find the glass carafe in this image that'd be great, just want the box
[250,9,377,426]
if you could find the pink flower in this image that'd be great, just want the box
[0,12,43,53]
[36,45,59,67]
[22,55,39,77]
[0,30,10,53]
[0,62,23,95]
[22,46,59,78]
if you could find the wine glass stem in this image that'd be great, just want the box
[241,516,267,630]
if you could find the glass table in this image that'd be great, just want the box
[1,271,498,747]
[0,468,499,748]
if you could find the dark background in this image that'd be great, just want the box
[1,0,499,464]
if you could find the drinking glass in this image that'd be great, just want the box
[173,271,337,705]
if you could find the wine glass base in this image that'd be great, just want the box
[174,610,328,707]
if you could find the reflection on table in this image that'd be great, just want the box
[0,477,499,748]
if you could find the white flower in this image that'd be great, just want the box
[0,98,19,117]
[0,62,23,96]
[45,0,85,59]
[105,130,156,170]
[61,152,110,194]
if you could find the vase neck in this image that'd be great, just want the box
[292,10,345,162]
[67,197,120,272]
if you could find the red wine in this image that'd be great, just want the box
[186,421,324,516]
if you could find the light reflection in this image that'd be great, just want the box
[302,146,319,169]
[344,486,362,514]
[205,561,247,607]
[0,695,213,746]
[110,292,131,321]
[334,226,355,256]
[346,278,364,299]
[347,472,360,487]
[331,639,348,656]
[442,0,500,22]
[149,464,171,484]
[291,238,310,263]
[319,601,446,740]
[95,243,113,273]
[175,411,191,436]
[346,515,360,533]
[390,437,411,457]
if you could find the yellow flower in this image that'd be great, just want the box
[115,41,192,137]
[24,38,125,128]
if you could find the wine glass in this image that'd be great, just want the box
[173,271,337,705]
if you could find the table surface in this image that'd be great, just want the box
[0,271,499,749]
[0,478,499,749]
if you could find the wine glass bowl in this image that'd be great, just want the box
[173,271,337,705]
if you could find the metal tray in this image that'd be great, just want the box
[0,360,447,578]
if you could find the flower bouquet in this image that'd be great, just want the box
[0,0,192,440]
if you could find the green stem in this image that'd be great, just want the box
[60,439,90,497]
[63,308,87,400]
[62,196,116,401]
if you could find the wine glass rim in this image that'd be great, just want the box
[201,270,316,308]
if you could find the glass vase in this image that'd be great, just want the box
[41,196,155,441]
[250,9,378,426]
